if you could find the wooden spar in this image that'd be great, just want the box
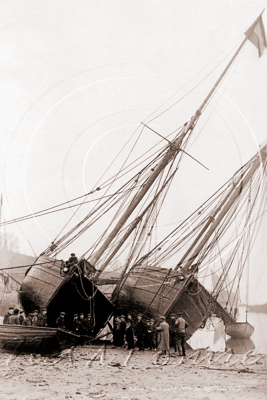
[91,126,188,278]
[96,171,177,290]
[91,34,249,278]
[181,145,267,274]
[173,164,247,271]
[163,145,267,317]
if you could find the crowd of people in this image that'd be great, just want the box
[3,306,188,355]
[3,307,94,337]
[111,311,189,356]
[55,311,94,337]
[3,307,48,327]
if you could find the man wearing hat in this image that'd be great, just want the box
[134,314,146,351]
[146,318,157,351]
[125,313,135,350]
[9,309,20,325]
[175,311,189,356]
[156,316,169,354]
[79,313,87,335]
[84,313,94,337]
[22,313,35,326]
[67,253,78,266]
[56,312,66,329]
[72,314,81,333]
[3,307,14,324]
[37,309,48,327]
[169,313,177,351]
[19,310,25,325]
[117,315,126,347]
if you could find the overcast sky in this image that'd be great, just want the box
[0,0,266,304]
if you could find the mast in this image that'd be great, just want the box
[90,29,249,279]
[163,144,267,317]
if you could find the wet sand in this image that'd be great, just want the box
[0,345,266,400]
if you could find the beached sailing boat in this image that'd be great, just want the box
[1,12,266,349]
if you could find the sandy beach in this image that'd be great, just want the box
[0,345,266,400]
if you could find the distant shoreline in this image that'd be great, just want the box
[240,303,267,314]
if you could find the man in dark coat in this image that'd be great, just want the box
[146,318,157,351]
[175,311,189,356]
[9,309,20,325]
[56,312,66,329]
[22,313,34,326]
[67,253,78,266]
[84,314,94,337]
[72,314,81,333]
[169,313,178,351]
[79,313,87,335]
[134,314,146,351]
[125,313,135,350]
[19,311,25,325]
[36,309,48,327]
[117,315,126,347]
[3,307,14,324]
[112,316,121,347]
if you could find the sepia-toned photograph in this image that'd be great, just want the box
[0,1,266,399]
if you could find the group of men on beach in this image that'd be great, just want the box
[111,311,189,356]
[3,307,48,327]
[55,311,94,337]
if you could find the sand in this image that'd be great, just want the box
[0,345,266,400]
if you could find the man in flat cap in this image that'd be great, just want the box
[9,308,20,325]
[134,314,146,351]
[125,313,135,350]
[37,309,48,327]
[156,316,169,354]
[117,315,126,347]
[175,311,189,356]
[72,314,81,333]
[3,307,14,324]
[169,313,177,351]
[67,253,78,266]
[22,313,35,326]
[56,312,66,329]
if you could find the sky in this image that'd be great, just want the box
[0,0,266,304]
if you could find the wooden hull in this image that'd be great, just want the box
[225,322,254,339]
[0,324,83,354]
[116,265,235,339]
[19,257,114,336]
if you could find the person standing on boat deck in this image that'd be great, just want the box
[19,311,25,325]
[56,312,66,329]
[9,308,20,324]
[22,313,34,326]
[32,310,38,326]
[36,309,48,327]
[125,313,135,350]
[175,311,189,357]
[156,316,170,354]
[135,314,146,351]
[3,307,14,324]
[67,253,78,266]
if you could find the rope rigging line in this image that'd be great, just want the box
[143,36,244,124]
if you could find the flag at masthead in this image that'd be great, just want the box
[245,10,267,57]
